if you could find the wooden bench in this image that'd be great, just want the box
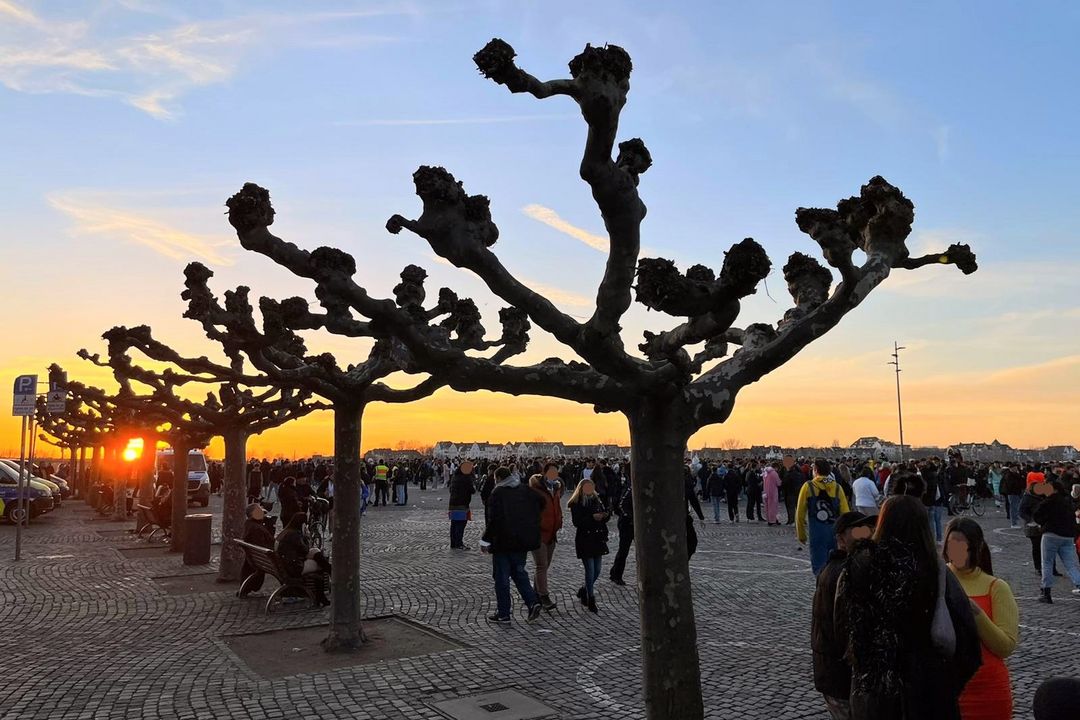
[233,539,319,615]
[135,504,169,542]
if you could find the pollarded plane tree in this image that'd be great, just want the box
[35,390,104,498]
[179,261,529,650]
[46,371,165,517]
[59,363,216,546]
[79,325,326,580]
[222,39,977,720]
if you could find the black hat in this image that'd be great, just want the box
[834,511,877,536]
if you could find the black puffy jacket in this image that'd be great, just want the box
[482,482,544,553]
[571,496,610,559]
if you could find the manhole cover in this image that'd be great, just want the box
[432,689,556,720]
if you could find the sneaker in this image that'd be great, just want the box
[527,604,542,623]
[540,594,557,611]
[1072,588,1080,596]
[486,613,511,625]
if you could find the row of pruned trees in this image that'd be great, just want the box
[36,38,977,720]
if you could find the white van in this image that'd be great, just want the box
[156,449,210,507]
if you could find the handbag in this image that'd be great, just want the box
[929,559,956,658]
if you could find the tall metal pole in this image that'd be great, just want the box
[889,342,906,462]
[15,416,27,561]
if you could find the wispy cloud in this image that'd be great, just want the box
[522,204,608,253]
[520,279,592,308]
[0,1,411,119]
[335,114,570,127]
[49,192,235,265]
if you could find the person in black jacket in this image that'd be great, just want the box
[237,502,275,598]
[706,467,725,524]
[999,464,1025,528]
[277,476,301,527]
[686,474,705,559]
[481,466,544,624]
[723,465,744,523]
[569,477,610,613]
[1033,480,1080,603]
[275,512,330,607]
[745,462,764,522]
[812,511,876,719]
[782,456,805,525]
[448,461,476,549]
[609,474,634,586]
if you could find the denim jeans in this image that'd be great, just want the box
[1041,533,1080,588]
[450,519,467,548]
[1007,495,1022,526]
[582,556,603,597]
[492,551,538,618]
[395,485,406,505]
[928,505,945,542]
[711,496,723,522]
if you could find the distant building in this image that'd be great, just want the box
[363,448,424,462]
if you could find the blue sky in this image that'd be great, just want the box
[1,0,1077,454]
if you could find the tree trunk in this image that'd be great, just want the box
[113,439,129,522]
[628,398,704,720]
[85,446,99,506]
[217,427,249,582]
[170,440,190,553]
[76,446,85,499]
[323,401,368,651]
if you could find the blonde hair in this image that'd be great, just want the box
[567,478,597,506]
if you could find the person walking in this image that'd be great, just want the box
[853,469,882,517]
[448,460,476,550]
[944,517,1019,720]
[609,474,634,586]
[529,468,562,611]
[745,461,764,521]
[763,463,782,526]
[1019,472,1054,576]
[813,511,876,719]
[999,464,1024,528]
[922,461,948,542]
[783,455,805,525]
[686,473,706,558]
[482,467,544,624]
[569,477,609,614]
[796,459,851,575]
[723,464,744,523]
[836,495,982,720]
[1033,480,1080,603]
[707,466,725,524]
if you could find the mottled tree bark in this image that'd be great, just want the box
[170,440,190,553]
[76,446,86,499]
[217,427,249,582]
[628,399,703,720]
[113,440,129,522]
[85,445,99,506]
[323,401,368,651]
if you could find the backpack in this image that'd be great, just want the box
[813,485,840,525]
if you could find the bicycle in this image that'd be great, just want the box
[306,497,330,549]
[948,492,984,517]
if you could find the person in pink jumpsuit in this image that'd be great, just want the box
[763,464,782,526]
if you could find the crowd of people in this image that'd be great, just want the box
[193,450,1080,720]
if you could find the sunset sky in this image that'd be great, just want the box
[1,1,1077,459]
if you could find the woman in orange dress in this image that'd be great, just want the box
[945,517,1019,720]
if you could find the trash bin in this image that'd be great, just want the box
[183,513,213,565]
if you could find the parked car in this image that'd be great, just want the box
[155,449,210,507]
[0,479,55,521]
[0,461,62,506]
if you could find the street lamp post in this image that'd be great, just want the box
[888,342,906,462]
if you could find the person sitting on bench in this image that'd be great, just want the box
[237,503,275,598]
[275,512,330,606]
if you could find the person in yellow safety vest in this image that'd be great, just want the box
[373,462,390,507]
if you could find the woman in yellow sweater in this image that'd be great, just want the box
[944,517,1019,720]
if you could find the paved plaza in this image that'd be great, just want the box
[0,491,1076,719]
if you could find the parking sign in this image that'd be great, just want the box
[12,375,37,417]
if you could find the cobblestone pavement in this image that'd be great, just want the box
[0,491,1076,719]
